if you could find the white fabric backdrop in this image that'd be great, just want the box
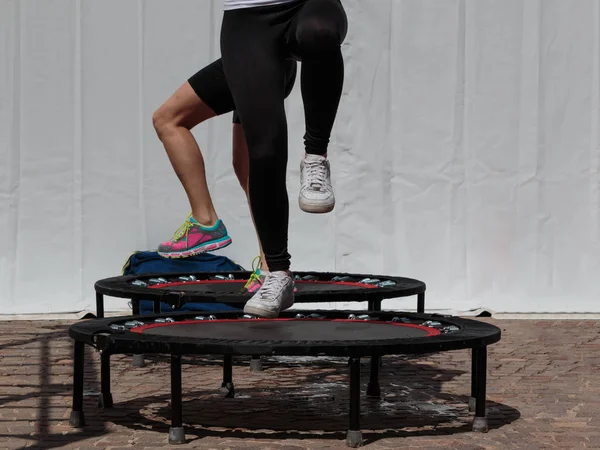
[1,0,600,316]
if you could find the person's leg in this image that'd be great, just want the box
[231,122,268,273]
[231,58,298,275]
[153,82,219,226]
[222,8,292,273]
[221,6,297,317]
[153,59,236,258]
[288,0,347,213]
[232,122,269,294]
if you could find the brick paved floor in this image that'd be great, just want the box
[0,318,599,449]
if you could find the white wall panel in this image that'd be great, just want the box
[0,0,20,313]
[10,0,79,314]
[1,0,600,315]
[79,0,146,312]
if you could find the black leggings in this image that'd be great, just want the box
[221,0,347,272]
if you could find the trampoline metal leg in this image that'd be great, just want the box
[417,292,425,313]
[130,297,146,367]
[96,292,104,319]
[69,341,85,428]
[219,354,235,398]
[368,300,382,311]
[347,357,363,448]
[469,349,477,412]
[99,352,113,408]
[131,298,141,315]
[366,355,381,398]
[169,354,186,444]
[472,347,488,432]
[371,301,384,372]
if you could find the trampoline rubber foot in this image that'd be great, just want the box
[98,394,114,409]
[472,416,488,433]
[249,357,263,372]
[218,382,235,398]
[131,355,146,367]
[132,354,146,367]
[366,383,381,398]
[168,427,186,444]
[69,410,85,428]
[346,430,363,448]
[468,396,476,412]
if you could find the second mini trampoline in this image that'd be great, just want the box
[69,309,501,447]
[93,271,427,317]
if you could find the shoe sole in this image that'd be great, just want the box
[299,197,335,214]
[243,304,280,319]
[243,296,295,319]
[158,236,232,259]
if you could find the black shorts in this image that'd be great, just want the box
[188,57,297,124]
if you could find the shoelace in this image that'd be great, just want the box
[256,273,290,300]
[173,216,194,241]
[303,159,329,191]
[250,255,261,272]
[241,256,263,293]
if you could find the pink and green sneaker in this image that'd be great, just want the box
[240,256,265,294]
[158,214,232,258]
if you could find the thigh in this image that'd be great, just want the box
[220,11,289,155]
[234,57,296,125]
[187,58,236,117]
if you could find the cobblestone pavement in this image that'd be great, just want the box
[0,317,599,449]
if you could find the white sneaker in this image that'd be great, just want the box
[243,271,295,318]
[299,154,335,213]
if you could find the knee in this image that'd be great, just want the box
[152,106,173,140]
[247,139,285,163]
[244,119,287,162]
[296,20,341,56]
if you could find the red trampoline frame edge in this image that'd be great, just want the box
[129,318,442,337]
[146,280,379,290]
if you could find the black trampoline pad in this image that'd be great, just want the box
[132,320,436,342]
[149,280,374,293]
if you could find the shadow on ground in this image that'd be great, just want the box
[97,355,520,446]
[0,325,108,450]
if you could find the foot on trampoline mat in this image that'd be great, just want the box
[69,410,85,428]
[168,427,186,444]
[98,394,114,409]
[346,430,363,448]
[218,382,235,398]
[468,396,476,412]
[132,354,146,367]
[366,383,381,398]
[249,358,263,372]
[472,416,488,433]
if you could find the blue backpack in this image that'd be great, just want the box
[121,251,244,314]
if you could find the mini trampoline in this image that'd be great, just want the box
[93,271,426,318]
[68,309,501,447]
